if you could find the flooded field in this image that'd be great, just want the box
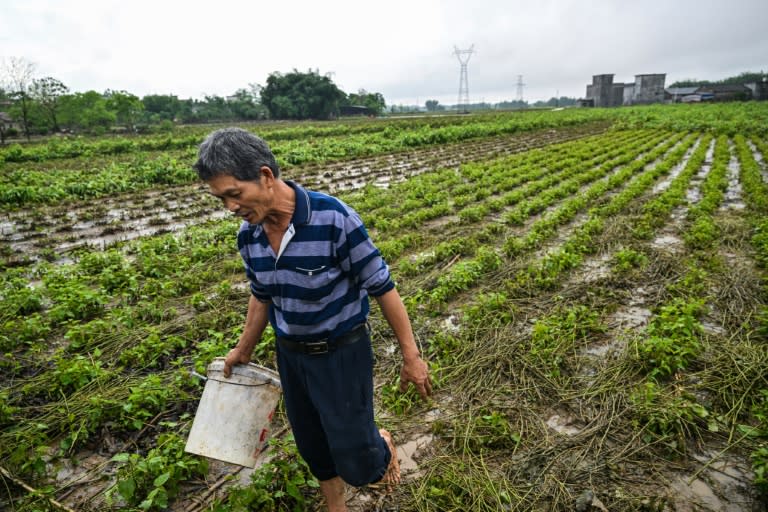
[1,106,768,511]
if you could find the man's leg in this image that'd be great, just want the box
[305,337,397,487]
[319,476,347,512]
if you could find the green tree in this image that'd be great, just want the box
[670,70,767,88]
[30,76,69,132]
[1,57,36,140]
[105,90,144,131]
[347,89,386,115]
[142,94,183,122]
[260,70,346,120]
[59,91,116,133]
[228,88,267,120]
[425,99,442,112]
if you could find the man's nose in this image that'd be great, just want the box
[223,198,239,212]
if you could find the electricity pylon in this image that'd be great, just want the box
[454,45,475,113]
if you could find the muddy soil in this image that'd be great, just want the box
[0,124,604,267]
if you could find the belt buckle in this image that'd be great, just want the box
[305,341,329,355]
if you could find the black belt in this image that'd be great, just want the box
[276,324,368,355]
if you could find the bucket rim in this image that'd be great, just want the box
[206,358,282,388]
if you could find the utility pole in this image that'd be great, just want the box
[454,45,475,114]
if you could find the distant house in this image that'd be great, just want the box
[0,111,18,143]
[339,105,376,117]
[695,83,752,102]
[0,111,18,130]
[665,87,699,102]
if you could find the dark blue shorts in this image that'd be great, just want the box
[275,330,391,485]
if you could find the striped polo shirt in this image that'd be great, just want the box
[237,181,395,341]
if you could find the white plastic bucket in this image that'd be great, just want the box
[185,358,282,467]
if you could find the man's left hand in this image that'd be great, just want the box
[400,356,432,401]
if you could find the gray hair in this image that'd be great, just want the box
[193,127,280,181]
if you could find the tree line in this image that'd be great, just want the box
[0,57,387,142]
[669,70,766,88]
[420,96,577,113]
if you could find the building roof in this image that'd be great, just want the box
[696,83,750,93]
[666,87,699,95]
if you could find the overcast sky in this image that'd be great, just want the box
[1,0,767,107]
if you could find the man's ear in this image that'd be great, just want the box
[259,166,276,183]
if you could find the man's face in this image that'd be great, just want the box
[207,173,273,225]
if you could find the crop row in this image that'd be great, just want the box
[409,132,695,306]
[0,114,611,209]
[0,109,616,165]
[362,130,665,264]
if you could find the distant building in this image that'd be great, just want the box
[695,83,752,102]
[666,81,766,103]
[633,74,666,104]
[746,79,768,101]
[582,73,666,107]
[339,105,376,117]
[665,87,699,102]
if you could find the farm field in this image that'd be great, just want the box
[1,103,768,511]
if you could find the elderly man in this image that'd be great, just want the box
[193,127,431,511]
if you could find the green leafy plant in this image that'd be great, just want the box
[455,410,521,453]
[110,432,208,510]
[52,351,106,394]
[752,444,768,492]
[611,248,648,274]
[529,304,604,377]
[381,376,421,415]
[637,299,704,379]
[212,435,319,512]
[630,380,709,450]
[0,391,16,426]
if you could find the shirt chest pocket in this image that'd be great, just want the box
[283,265,340,302]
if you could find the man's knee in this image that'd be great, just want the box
[334,445,389,487]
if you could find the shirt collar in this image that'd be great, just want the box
[285,180,311,226]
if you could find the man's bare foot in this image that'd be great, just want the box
[378,429,400,491]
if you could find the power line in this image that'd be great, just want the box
[454,45,475,113]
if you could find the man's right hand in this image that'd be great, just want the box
[223,346,252,378]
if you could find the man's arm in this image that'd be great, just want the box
[223,294,270,377]
[374,288,432,400]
